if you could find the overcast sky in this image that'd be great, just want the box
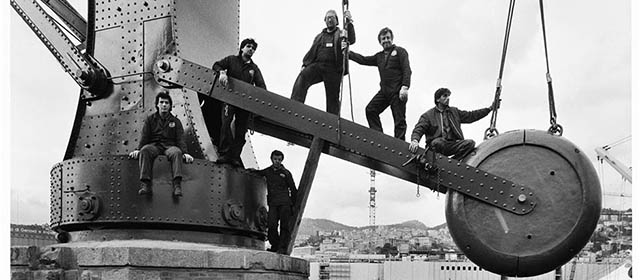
[7,0,635,228]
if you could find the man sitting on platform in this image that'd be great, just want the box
[129,92,194,197]
[409,88,497,159]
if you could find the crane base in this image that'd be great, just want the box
[11,241,309,280]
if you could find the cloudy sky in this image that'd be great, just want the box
[8,0,634,228]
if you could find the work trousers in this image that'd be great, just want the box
[139,143,184,181]
[268,204,293,253]
[219,103,249,162]
[430,138,476,160]
[365,90,407,140]
[291,63,342,115]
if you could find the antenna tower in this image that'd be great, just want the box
[369,169,377,226]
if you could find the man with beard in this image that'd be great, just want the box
[408,88,497,159]
[349,27,412,140]
[290,9,356,115]
[213,38,266,167]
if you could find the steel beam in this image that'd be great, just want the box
[286,137,325,255]
[154,55,538,215]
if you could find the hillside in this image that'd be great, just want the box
[298,218,357,235]
[299,218,443,235]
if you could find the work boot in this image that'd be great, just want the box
[138,180,152,195]
[172,178,183,197]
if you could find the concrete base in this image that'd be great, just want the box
[11,240,309,280]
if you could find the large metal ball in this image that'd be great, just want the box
[446,129,601,277]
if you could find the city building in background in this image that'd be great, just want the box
[10,224,57,247]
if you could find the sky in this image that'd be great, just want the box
[6,0,635,229]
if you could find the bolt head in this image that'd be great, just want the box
[517,194,527,203]
[157,60,171,72]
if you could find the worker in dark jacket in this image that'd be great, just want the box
[291,9,356,115]
[129,92,194,197]
[213,38,267,167]
[350,27,411,140]
[254,150,297,254]
[409,88,497,159]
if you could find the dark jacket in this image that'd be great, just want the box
[213,54,266,89]
[349,45,411,94]
[257,165,298,206]
[302,23,356,73]
[411,106,491,146]
[138,112,188,152]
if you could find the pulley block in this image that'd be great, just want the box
[445,129,601,277]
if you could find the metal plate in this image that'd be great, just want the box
[172,0,239,65]
[445,130,601,277]
[50,163,63,227]
[94,0,172,31]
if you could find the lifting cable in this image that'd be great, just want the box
[338,0,355,144]
[484,0,516,140]
[539,0,562,136]
[485,0,563,138]
[339,0,355,122]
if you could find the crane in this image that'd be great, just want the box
[11,0,603,277]
[595,143,632,183]
[369,169,377,226]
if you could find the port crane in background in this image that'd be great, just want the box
[595,138,632,183]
